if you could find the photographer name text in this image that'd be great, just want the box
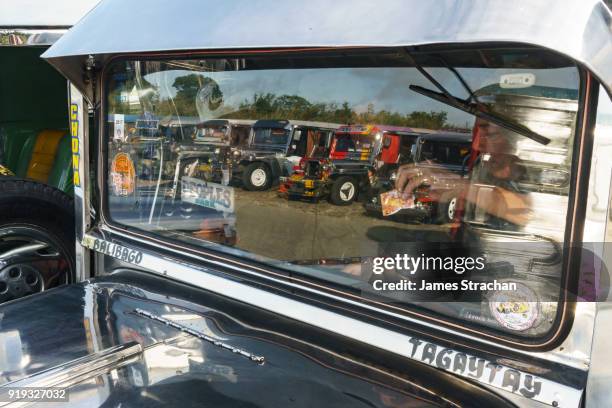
[372,279,517,291]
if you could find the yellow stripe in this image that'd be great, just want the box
[360,147,370,161]
[26,130,66,182]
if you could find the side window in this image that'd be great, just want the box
[419,141,435,161]
[289,129,308,156]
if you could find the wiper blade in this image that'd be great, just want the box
[409,85,551,145]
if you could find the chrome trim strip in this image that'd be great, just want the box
[134,308,265,364]
[69,84,91,282]
[83,233,582,407]
[91,226,593,372]
[0,342,142,406]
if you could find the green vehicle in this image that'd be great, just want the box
[0,1,99,302]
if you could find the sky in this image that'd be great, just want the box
[141,64,581,127]
[1,0,100,26]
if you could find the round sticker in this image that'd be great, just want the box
[196,78,223,118]
[110,152,136,196]
[489,282,539,331]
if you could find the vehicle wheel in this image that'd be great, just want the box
[330,177,358,206]
[242,163,272,191]
[0,179,75,303]
[436,194,458,224]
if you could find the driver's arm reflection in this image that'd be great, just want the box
[395,119,532,227]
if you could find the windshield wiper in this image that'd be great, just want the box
[407,56,551,145]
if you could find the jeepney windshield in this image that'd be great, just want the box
[253,127,289,146]
[420,140,470,166]
[195,125,228,144]
[333,134,375,160]
[134,119,160,139]
[104,47,582,343]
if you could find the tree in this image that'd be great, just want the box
[220,93,461,130]
[338,102,354,124]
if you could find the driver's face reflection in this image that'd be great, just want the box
[477,120,512,154]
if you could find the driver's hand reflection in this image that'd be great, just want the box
[395,119,532,226]
[342,263,362,277]
[394,163,439,200]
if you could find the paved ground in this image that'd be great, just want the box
[232,190,449,262]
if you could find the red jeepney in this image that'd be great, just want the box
[280,124,421,205]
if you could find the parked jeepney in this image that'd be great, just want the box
[279,124,396,205]
[108,115,237,246]
[189,119,254,184]
[231,119,339,190]
[364,132,472,223]
[0,0,610,407]
[0,0,99,303]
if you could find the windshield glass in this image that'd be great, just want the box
[420,140,470,166]
[253,127,289,146]
[105,48,581,341]
[195,125,228,144]
[332,134,375,160]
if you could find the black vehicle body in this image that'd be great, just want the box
[364,132,472,222]
[231,119,339,191]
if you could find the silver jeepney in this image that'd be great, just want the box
[27,0,612,406]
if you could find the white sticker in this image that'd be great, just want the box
[221,169,230,186]
[489,282,539,331]
[500,73,536,89]
[114,114,125,142]
[181,176,235,213]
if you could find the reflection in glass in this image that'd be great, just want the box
[105,49,580,339]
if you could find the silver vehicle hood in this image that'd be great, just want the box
[0,270,518,407]
[41,0,612,100]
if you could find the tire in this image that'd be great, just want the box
[436,193,458,224]
[242,162,272,191]
[0,178,75,302]
[330,177,358,206]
